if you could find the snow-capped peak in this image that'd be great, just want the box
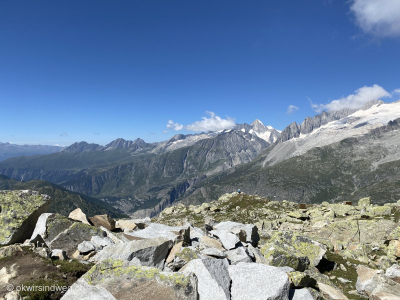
[251,119,264,127]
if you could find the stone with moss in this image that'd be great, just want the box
[358,197,371,208]
[62,258,197,300]
[288,271,317,288]
[260,231,326,270]
[0,190,51,245]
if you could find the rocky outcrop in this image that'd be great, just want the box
[62,258,198,300]
[92,238,173,269]
[0,190,51,245]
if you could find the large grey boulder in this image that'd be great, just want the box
[124,223,190,245]
[48,222,104,257]
[92,237,173,269]
[213,221,260,244]
[30,213,54,241]
[61,279,116,300]
[289,289,318,300]
[226,247,253,265]
[228,262,290,300]
[0,190,51,245]
[62,258,197,300]
[180,258,231,300]
[209,230,240,250]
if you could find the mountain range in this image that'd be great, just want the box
[0,142,64,162]
[1,101,400,217]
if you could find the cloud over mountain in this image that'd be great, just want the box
[351,0,400,37]
[166,111,236,132]
[286,105,299,115]
[310,84,392,112]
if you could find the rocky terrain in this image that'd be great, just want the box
[1,190,400,299]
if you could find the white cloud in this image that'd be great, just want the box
[286,105,299,115]
[350,0,400,37]
[162,130,169,133]
[165,111,236,132]
[186,111,236,132]
[393,89,400,94]
[166,120,184,131]
[310,84,391,112]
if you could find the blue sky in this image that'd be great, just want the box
[0,0,399,146]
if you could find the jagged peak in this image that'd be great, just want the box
[251,119,264,126]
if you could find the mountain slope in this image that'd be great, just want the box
[0,142,64,162]
[179,115,400,206]
[0,126,273,216]
[0,175,127,218]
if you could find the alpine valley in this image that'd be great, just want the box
[1,100,400,218]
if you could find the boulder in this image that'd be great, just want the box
[200,235,225,251]
[289,289,319,300]
[117,219,137,231]
[90,236,114,249]
[209,230,240,250]
[48,222,104,257]
[51,249,67,261]
[69,208,91,225]
[228,262,290,300]
[173,248,201,270]
[201,247,227,259]
[62,258,197,300]
[180,258,231,300]
[124,223,190,245]
[89,215,116,231]
[260,231,326,270]
[288,271,317,288]
[358,197,371,207]
[78,241,96,254]
[0,190,51,245]
[92,237,173,269]
[60,279,116,300]
[225,247,253,265]
[29,213,54,241]
[317,282,349,300]
[213,221,259,244]
[386,264,400,284]
[0,245,23,260]
[165,241,183,264]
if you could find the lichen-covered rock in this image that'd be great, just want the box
[289,271,317,288]
[92,237,173,269]
[0,245,23,260]
[62,258,198,300]
[0,190,51,245]
[260,231,326,270]
[358,197,371,208]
